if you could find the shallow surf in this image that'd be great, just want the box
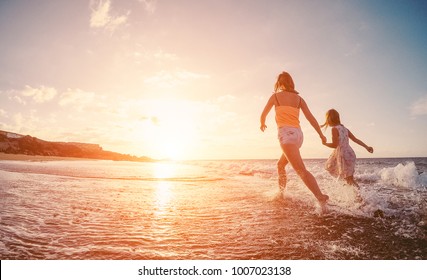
[0,158,426,259]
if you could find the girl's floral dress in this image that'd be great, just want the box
[325,124,356,179]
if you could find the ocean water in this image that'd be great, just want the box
[0,157,426,260]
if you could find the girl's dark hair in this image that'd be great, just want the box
[321,109,341,128]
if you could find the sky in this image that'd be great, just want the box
[1,0,427,160]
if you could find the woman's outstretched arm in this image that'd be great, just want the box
[300,98,326,143]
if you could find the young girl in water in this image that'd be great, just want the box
[322,109,374,186]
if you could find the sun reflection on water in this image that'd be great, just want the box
[153,162,177,216]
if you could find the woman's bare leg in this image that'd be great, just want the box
[281,144,328,203]
[277,153,288,191]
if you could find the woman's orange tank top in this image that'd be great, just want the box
[274,93,301,128]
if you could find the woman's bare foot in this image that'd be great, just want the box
[318,194,329,203]
[318,194,329,214]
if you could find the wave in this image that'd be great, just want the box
[238,169,273,177]
[76,175,225,182]
[231,159,427,189]
[0,168,224,183]
[378,161,427,189]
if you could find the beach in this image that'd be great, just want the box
[1,157,426,259]
[0,153,95,162]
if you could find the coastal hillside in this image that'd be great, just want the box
[0,130,153,162]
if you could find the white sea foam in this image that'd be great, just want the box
[379,161,420,188]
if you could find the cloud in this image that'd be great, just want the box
[59,88,96,111]
[21,85,57,103]
[0,109,7,118]
[7,94,26,105]
[151,49,178,61]
[132,49,178,65]
[90,0,128,32]
[217,95,236,103]
[137,0,157,14]
[410,95,427,116]
[90,0,110,27]
[175,70,209,80]
[108,14,128,31]
[144,70,210,88]
[12,113,24,128]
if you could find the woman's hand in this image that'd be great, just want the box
[366,146,374,153]
[260,124,267,132]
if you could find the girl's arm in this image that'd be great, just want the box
[348,130,374,153]
[323,127,339,149]
[300,98,326,142]
[260,95,275,132]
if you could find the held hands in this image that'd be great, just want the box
[320,134,327,144]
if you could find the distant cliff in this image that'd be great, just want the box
[0,130,153,162]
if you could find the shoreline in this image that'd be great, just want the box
[1,153,425,162]
[0,152,96,162]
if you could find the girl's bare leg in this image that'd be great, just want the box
[280,144,329,203]
[346,176,363,202]
[345,176,359,188]
[277,154,288,191]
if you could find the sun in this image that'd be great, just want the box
[149,122,197,160]
[135,98,201,160]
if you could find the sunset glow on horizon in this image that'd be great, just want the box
[1,0,427,160]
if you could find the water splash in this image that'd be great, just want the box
[379,161,421,188]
